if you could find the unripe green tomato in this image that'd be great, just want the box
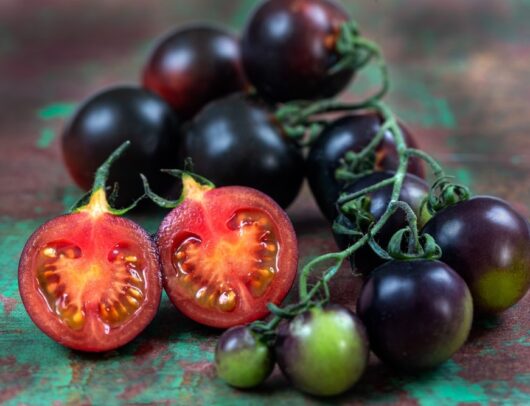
[215,325,274,388]
[275,305,369,396]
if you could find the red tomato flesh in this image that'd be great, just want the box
[18,193,162,352]
[157,177,299,328]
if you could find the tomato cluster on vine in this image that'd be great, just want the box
[18,0,530,399]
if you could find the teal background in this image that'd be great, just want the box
[1,0,530,404]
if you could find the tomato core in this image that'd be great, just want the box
[170,210,280,314]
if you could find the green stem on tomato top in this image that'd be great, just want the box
[276,22,390,144]
[70,141,145,215]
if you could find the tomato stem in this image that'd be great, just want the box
[275,21,390,146]
[92,141,130,193]
[250,21,469,343]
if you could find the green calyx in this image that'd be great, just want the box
[387,228,442,261]
[427,177,471,214]
[141,168,215,209]
[274,21,390,147]
[71,141,145,216]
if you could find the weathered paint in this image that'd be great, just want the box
[1,0,530,404]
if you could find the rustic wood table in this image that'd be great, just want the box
[1,1,530,404]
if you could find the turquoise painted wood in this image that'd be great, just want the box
[1,1,530,404]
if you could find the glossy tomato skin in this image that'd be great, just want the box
[182,93,304,208]
[307,113,425,222]
[242,0,353,102]
[422,196,530,314]
[357,260,473,370]
[157,184,298,328]
[276,305,369,396]
[335,172,429,275]
[143,25,248,120]
[18,213,162,352]
[62,86,182,206]
[216,326,274,388]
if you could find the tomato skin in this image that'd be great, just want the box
[422,196,530,314]
[275,305,368,396]
[215,326,274,388]
[181,93,304,208]
[334,171,429,275]
[307,113,425,222]
[143,25,248,120]
[62,86,182,207]
[242,0,353,102]
[18,213,162,352]
[157,184,298,329]
[357,260,473,370]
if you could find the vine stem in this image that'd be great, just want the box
[337,176,395,205]
[406,148,445,179]
[297,101,410,301]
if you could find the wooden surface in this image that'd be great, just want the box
[1,1,530,404]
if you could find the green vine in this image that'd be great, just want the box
[250,19,470,343]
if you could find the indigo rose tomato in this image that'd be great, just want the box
[181,93,304,208]
[422,196,530,314]
[62,86,182,206]
[143,25,248,120]
[242,0,354,102]
[307,112,425,222]
[357,260,473,370]
[275,305,369,396]
[335,171,429,275]
[216,326,274,388]
[19,145,162,352]
[156,174,298,328]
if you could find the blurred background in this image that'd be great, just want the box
[0,0,529,218]
[1,2,530,404]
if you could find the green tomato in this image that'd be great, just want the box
[276,305,369,396]
[215,325,274,388]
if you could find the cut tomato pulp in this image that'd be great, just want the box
[19,203,161,352]
[157,176,298,328]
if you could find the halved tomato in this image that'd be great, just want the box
[156,175,298,328]
[19,190,161,352]
[18,144,162,352]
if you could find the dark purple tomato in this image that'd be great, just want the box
[335,171,429,275]
[62,86,182,206]
[307,112,425,222]
[276,305,368,396]
[216,326,274,388]
[242,0,354,102]
[357,260,473,370]
[143,25,248,120]
[422,196,530,314]
[181,93,304,208]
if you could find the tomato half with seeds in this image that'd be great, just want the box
[18,144,162,352]
[156,174,298,328]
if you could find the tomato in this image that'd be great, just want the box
[357,260,473,370]
[216,325,274,388]
[19,146,162,351]
[181,93,305,208]
[142,25,248,120]
[156,174,298,328]
[275,305,368,396]
[307,112,425,222]
[422,196,530,314]
[242,0,353,102]
[62,86,182,207]
[334,171,429,275]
